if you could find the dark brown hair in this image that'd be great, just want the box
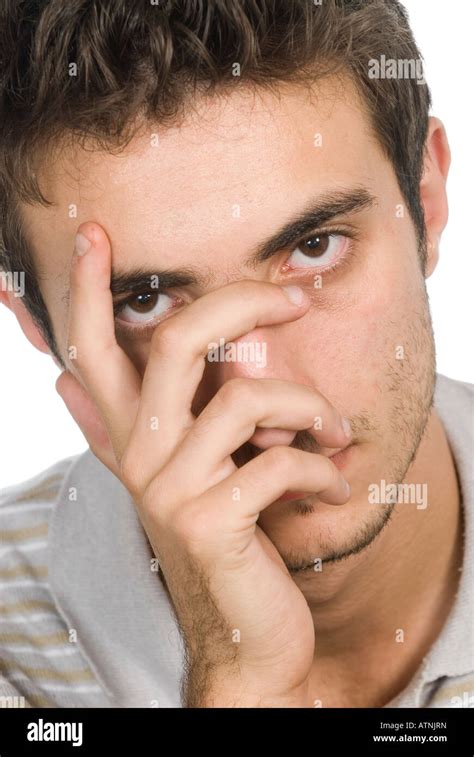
[0,0,431,367]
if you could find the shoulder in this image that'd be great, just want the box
[0,453,84,570]
[435,373,474,408]
[0,452,111,708]
[0,454,82,512]
[434,374,474,456]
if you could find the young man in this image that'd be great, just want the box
[0,0,472,709]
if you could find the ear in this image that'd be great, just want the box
[420,117,451,278]
[0,288,51,354]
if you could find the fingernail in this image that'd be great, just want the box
[342,416,352,439]
[75,232,92,257]
[282,285,304,305]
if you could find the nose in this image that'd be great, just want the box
[192,326,299,450]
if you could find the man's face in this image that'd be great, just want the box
[21,76,435,571]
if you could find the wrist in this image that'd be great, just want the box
[185,666,311,708]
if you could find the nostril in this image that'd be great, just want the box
[249,428,297,450]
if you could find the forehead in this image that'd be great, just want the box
[21,75,385,294]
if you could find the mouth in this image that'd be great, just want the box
[326,442,354,470]
[278,490,308,502]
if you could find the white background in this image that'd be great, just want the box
[1,0,473,489]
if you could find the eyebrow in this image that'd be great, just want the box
[249,187,375,265]
[64,187,376,309]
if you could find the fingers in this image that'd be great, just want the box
[64,222,349,525]
[156,378,351,500]
[66,222,142,461]
[126,282,310,488]
[148,447,350,541]
[214,446,350,515]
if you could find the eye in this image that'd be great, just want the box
[286,233,348,269]
[115,290,177,327]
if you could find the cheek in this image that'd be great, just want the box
[289,255,423,413]
[294,308,379,408]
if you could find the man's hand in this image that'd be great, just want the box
[56,222,352,707]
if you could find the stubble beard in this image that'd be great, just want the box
[274,294,436,573]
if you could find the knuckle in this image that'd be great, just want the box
[261,445,295,476]
[144,495,209,554]
[150,318,181,356]
[140,482,167,528]
[119,451,144,501]
[190,406,219,440]
[218,377,258,407]
[176,506,214,553]
[142,470,174,513]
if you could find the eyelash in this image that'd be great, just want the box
[114,226,359,336]
[283,226,358,276]
[113,295,184,337]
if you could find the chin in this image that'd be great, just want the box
[258,494,393,573]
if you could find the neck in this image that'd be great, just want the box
[298,408,462,703]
